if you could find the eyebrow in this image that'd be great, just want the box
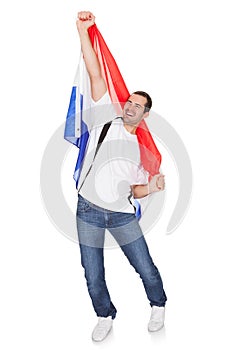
[127,99,143,108]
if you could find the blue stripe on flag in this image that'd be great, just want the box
[64,89,90,189]
[73,93,89,188]
[64,87,78,146]
[134,199,142,220]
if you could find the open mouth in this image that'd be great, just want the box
[125,112,135,117]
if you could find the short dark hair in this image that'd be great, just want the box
[132,91,152,112]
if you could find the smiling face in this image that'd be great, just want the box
[123,93,149,126]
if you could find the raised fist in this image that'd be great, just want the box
[76,11,95,32]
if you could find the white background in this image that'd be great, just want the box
[1,0,233,349]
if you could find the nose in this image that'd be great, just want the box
[125,103,135,112]
[127,104,134,112]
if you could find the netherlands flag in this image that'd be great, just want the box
[64,24,161,219]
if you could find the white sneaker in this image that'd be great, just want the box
[92,316,113,342]
[148,306,165,332]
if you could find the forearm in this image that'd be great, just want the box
[78,28,102,80]
[76,14,106,101]
[131,184,150,199]
[131,174,165,199]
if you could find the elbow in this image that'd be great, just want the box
[131,185,137,198]
[131,184,149,199]
[88,67,102,81]
[131,186,141,199]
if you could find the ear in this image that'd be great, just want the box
[143,111,149,119]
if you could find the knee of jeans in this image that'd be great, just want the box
[140,265,161,284]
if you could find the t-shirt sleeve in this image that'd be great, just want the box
[89,92,117,128]
[91,91,111,106]
[130,164,149,185]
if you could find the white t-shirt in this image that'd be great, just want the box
[79,92,149,213]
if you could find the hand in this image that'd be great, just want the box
[76,11,95,32]
[156,174,165,190]
[149,174,165,193]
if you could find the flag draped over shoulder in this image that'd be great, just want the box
[88,25,161,178]
[64,23,161,197]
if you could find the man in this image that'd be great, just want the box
[76,11,167,342]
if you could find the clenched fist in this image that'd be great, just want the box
[76,11,95,32]
[149,174,165,193]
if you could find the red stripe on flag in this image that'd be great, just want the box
[88,24,161,177]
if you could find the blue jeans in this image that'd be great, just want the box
[76,195,167,319]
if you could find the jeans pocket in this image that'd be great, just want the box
[77,197,91,213]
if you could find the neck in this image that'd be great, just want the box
[123,123,137,134]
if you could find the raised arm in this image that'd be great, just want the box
[76,11,107,101]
